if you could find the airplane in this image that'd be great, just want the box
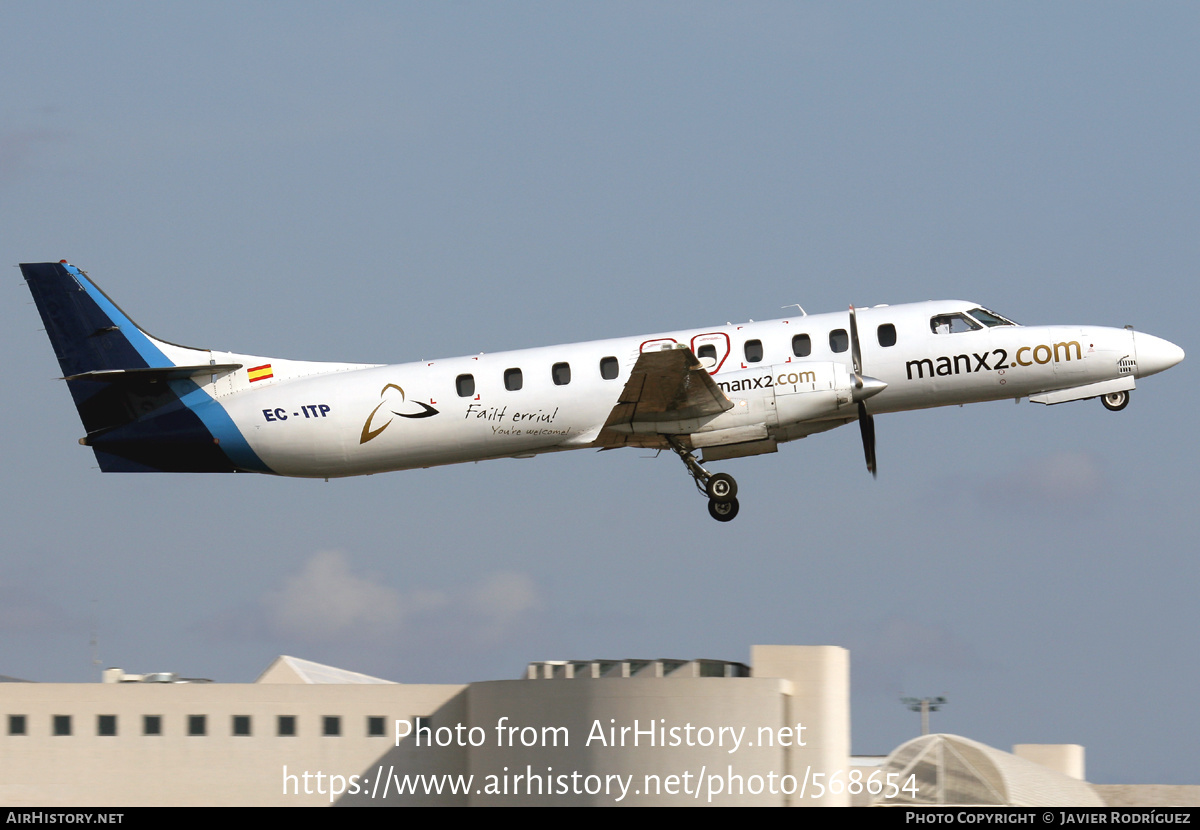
[20,260,1184,521]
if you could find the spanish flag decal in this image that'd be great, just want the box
[248,364,274,383]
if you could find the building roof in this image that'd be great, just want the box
[253,655,395,685]
[874,734,1105,807]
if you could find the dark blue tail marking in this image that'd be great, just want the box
[21,261,268,473]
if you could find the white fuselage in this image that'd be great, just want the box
[195,300,1176,478]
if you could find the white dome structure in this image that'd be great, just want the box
[872,734,1105,807]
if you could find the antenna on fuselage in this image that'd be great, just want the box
[782,304,807,316]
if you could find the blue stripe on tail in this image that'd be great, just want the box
[21,261,269,473]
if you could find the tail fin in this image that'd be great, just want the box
[21,261,265,473]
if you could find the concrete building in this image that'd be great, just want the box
[0,646,847,806]
[0,646,1194,806]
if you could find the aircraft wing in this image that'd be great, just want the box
[596,347,733,448]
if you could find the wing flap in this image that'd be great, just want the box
[597,347,732,447]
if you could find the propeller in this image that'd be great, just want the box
[848,305,885,477]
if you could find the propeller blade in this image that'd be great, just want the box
[850,305,877,476]
[848,304,863,388]
[858,401,877,477]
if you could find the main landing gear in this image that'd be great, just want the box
[668,437,740,522]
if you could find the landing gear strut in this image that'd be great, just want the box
[668,437,740,522]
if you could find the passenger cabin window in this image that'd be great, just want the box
[930,314,982,334]
[829,329,849,353]
[278,716,296,737]
[792,334,811,357]
[697,344,717,362]
[233,716,251,736]
[600,357,619,380]
[188,715,206,736]
[504,368,523,391]
[877,323,897,347]
[744,340,763,363]
[143,716,162,736]
[552,362,571,386]
[97,715,117,736]
[455,374,474,398]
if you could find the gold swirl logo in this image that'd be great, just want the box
[360,383,439,444]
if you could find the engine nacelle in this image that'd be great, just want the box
[681,361,855,441]
[765,361,857,427]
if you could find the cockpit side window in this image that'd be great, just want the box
[930,313,982,334]
[968,307,1017,327]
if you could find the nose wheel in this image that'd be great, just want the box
[1101,390,1130,411]
[668,437,741,522]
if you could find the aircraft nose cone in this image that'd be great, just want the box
[1134,332,1185,378]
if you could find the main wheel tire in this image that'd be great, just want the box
[1102,390,1129,412]
[706,472,738,502]
[708,497,740,522]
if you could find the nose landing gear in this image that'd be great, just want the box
[1101,390,1130,411]
[668,437,740,522]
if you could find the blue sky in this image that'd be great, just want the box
[2,3,1196,784]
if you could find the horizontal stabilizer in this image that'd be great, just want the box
[64,364,243,383]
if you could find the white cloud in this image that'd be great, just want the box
[467,572,540,643]
[262,551,443,642]
[259,552,538,646]
[838,614,991,698]
[970,450,1108,514]
[0,582,73,634]
[1019,451,1105,503]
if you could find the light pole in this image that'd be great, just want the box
[901,696,947,735]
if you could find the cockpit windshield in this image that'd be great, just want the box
[930,313,982,334]
[967,307,1018,327]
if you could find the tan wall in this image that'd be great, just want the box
[0,646,852,806]
[467,677,791,805]
[1013,743,1085,780]
[752,645,851,806]
[1095,785,1200,808]
[0,683,465,806]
